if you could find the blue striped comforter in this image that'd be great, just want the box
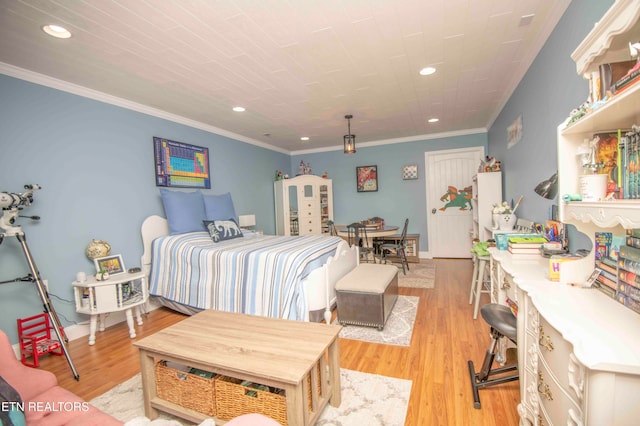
[149,232,342,320]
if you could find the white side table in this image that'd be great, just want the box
[73,270,149,345]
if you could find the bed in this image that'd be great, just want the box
[140,215,358,323]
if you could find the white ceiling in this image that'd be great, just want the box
[0,0,571,154]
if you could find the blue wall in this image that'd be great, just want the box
[487,0,614,251]
[0,74,289,341]
[291,133,487,250]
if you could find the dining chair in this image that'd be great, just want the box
[346,222,375,263]
[380,218,410,274]
[327,220,338,236]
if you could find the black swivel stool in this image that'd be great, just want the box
[468,303,519,409]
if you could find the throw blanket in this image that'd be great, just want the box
[149,233,342,320]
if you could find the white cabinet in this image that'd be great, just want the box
[73,271,148,345]
[557,0,640,285]
[471,172,502,241]
[274,175,333,236]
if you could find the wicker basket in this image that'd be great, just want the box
[155,361,216,416]
[215,376,287,424]
[215,364,323,425]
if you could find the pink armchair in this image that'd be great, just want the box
[0,328,122,425]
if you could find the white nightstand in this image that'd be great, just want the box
[73,270,149,345]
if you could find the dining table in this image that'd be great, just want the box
[336,225,399,262]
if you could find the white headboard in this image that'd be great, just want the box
[140,215,169,275]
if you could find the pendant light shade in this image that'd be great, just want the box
[343,114,356,154]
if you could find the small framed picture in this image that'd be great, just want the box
[94,254,126,275]
[402,164,418,180]
[356,165,378,192]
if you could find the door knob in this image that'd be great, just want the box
[431,208,437,214]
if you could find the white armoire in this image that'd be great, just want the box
[274,175,333,236]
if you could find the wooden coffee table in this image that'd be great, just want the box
[134,310,342,425]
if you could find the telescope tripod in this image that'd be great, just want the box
[0,231,80,380]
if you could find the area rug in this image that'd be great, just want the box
[333,295,418,346]
[91,369,411,426]
[396,260,436,288]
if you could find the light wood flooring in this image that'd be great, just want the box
[37,258,520,425]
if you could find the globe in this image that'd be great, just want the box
[85,239,111,259]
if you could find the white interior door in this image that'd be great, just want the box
[426,147,484,258]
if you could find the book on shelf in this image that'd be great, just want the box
[594,232,612,259]
[617,128,640,199]
[626,234,640,249]
[618,268,640,287]
[595,132,620,197]
[594,281,616,298]
[507,235,547,249]
[597,267,617,282]
[620,244,640,262]
[613,67,640,94]
[595,274,617,291]
[596,257,617,276]
[618,280,640,301]
[618,257,640,275]
[508,245,542,253]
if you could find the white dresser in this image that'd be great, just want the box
[274,175,333,236]
[488,249,640,425]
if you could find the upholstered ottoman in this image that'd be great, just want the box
[335,263,399,330]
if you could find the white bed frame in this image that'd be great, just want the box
[140,215,358,323]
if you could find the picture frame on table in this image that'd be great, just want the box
[94,254,126,275]
[356,165,378,192]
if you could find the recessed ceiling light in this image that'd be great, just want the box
[232,106,245,112]
[428,118,439,123]
[300,137,310,141]
[42,24,71,39]
[419,67,436,76]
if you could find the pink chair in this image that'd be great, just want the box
[0,328,122,425]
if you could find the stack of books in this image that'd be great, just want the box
[594,232,616,296]
[507,235,547,257]
[616,229,640,314]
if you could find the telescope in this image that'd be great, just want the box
[0,184,79,380]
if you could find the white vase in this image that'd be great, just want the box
[492,213,500,229]
[499,214,517,231]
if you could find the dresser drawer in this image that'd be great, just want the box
[537,357,583,425]
[538,316,585,404]
[297,215,320,235]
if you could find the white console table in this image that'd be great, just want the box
[488,248,640,425]
[73,270,149,345]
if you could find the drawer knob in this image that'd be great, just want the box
[538,326,554,351]
[502,277,510,289]
[537,372,553,401]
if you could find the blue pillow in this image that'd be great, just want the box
[203,192,238,223]
[159,189,206,235]
[204,219,243,243]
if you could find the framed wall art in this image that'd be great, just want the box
[94,254,126,275]
[356,165,378,192]
[153,136,211,188]
[402,164,418,180]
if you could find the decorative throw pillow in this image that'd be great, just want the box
[203,192,238,224]
[0,376,25,426]
[159,189,206,235]
[204,219,243,243]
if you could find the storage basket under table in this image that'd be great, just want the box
[155,361,216,416]
[215,364,322,425]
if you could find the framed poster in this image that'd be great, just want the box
[153,136,211,188]
[356,165,378,192]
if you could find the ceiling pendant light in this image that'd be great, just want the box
[343,114,356,154]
